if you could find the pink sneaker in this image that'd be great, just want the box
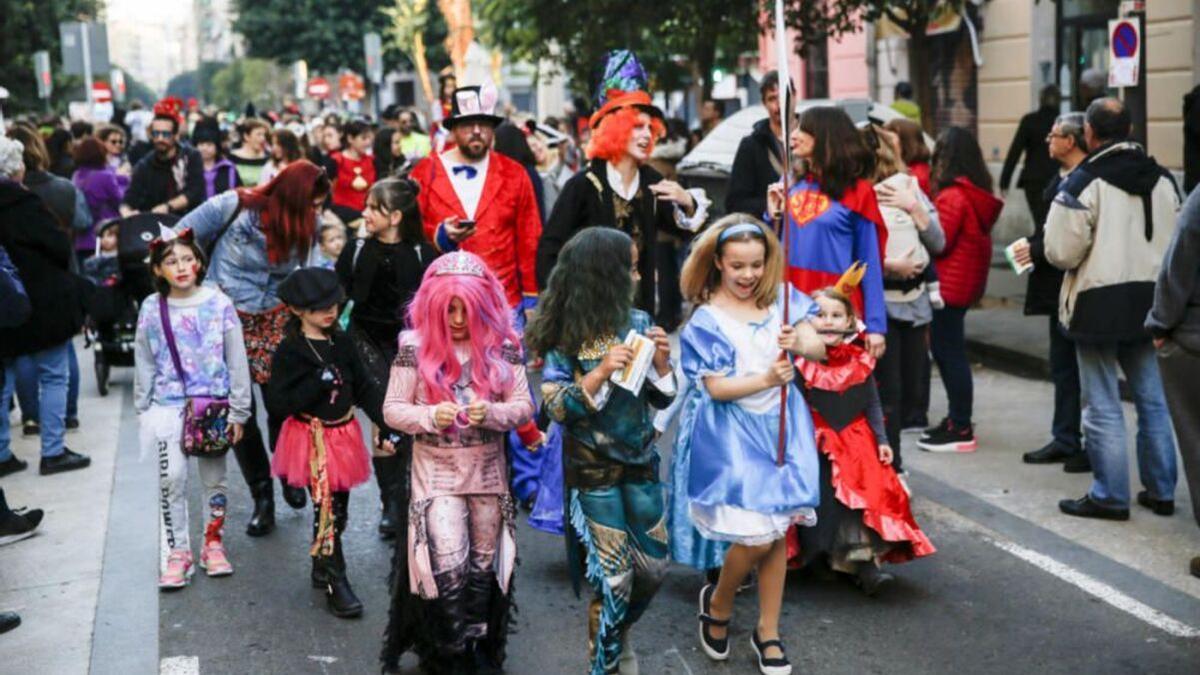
[200,541,234,577]
[159,549,194,590]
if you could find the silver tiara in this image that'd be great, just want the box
[432,252,485,277]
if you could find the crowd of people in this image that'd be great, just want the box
[0,46,1197,675]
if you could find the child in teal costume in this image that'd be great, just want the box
[526,227,676,675]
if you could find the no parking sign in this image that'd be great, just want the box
[1107,18,1140,87]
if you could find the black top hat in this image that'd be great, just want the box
[444,83,504,129]
[191,117,224,146]
[278,267,345,310]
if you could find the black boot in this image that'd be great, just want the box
[245,480,276,537]
[373,456,400,540]
[324,494,362,618]
[281,478,307,509]
[323,556,363,618]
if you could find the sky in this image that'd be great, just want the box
[105,0,190,22]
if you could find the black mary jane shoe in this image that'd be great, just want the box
[1136,490,1174,516]
[697,584,730,661]
[854,565,895,597]
[750,630,792,675]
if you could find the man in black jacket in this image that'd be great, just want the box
[1010,112,1090,473]
[725,70,789,218]
[0,163,91,476]
[1000,86,1062,226]
[120,113,205,217]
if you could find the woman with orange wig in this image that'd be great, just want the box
[179,160,332,538]
[536,50,710,321]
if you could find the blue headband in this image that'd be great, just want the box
[718,222,764,243]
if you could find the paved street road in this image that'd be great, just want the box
[3,342,1199,674]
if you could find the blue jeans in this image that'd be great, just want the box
[0,341,70,460]
[1076,340,1177,507]
[15,340,79,421]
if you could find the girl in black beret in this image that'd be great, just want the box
[265,267,398,619]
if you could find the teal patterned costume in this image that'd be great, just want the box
[542,309,674,675]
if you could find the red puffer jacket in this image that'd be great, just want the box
[932,177,1004,308]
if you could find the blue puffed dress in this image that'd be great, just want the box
[669,286,821,569]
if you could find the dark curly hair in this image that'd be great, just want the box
[525,227,634,356]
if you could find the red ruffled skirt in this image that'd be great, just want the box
[272,416,371,492]
[787,412,935,565]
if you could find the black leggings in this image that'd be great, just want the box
[232,384,281,488]
[876,318,930,470]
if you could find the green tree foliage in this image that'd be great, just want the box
[0,0,101,113]
[207,58,290,111]
[232,0,399,76]
[477,0,759,104]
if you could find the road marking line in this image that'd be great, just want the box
[987,537,1200,639]
[664,646,695,675]
[160,656,199,675]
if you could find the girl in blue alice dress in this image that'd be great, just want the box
[672,215,825,675]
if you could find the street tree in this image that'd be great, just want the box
[478,0,758,104]
[781,0,977,131]
[0,0,100,113]
[207,59,290,111]
[232,0,398,77]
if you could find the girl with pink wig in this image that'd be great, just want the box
[381,251,534,674]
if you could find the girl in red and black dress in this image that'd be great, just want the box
[788,283,935,595]
[330,120,376,221]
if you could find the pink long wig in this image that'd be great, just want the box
[406,252,521,404]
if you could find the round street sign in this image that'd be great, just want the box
[92,81,113,103]
[1111,21,1138,59]
[307,76,332,100]
[338,72,366,101]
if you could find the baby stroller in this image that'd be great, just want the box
[85,213,178,395]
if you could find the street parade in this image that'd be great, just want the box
[1,1,1200,674]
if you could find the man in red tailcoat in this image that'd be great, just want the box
[409,83,541,313]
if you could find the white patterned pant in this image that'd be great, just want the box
[140,405,229,573]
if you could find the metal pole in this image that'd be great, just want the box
[774,0,793,467]
[81,22,94,107]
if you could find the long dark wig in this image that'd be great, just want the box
[525,227,634,356]
[931,126,993,194]
[797,106,875,200]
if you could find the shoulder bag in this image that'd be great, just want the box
[159,294,233,456]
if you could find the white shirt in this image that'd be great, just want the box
[603,162,710,232]
[438,151,490,220]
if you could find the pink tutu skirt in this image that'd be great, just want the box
[273,416,371,492]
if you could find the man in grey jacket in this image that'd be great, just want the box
[1146,185,1200,578]
[1044,97,1180,521]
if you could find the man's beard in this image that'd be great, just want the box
[459,137,488,161]
[154,143,175,158]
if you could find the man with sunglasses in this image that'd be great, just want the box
[120,113,205,217]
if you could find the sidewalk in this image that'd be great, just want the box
[967,263,1056,380]
[0,339,127,674]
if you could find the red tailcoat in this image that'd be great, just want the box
[410,152,542,308]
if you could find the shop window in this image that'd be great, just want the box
[804,40,829,100]
[1056,0,1118,111]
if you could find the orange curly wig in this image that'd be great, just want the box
[586,106,665,163]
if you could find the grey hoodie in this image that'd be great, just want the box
[1147,186,1200,352]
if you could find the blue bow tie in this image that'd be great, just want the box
[452,165,478,179]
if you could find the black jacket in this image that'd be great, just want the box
[537,159,682,312]
[725,118,783,217]
[336,236,436,326]
[265,331,390,432]
[1184,85,1200,194]
[0,179,86,357]
[1000,106,1059,191]
[1024,172,1070,316]
[24,170,79,230]
[122,145,206,215]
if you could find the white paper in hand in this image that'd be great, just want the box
[610,330,655,394]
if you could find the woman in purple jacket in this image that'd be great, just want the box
[72,137,124,254]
